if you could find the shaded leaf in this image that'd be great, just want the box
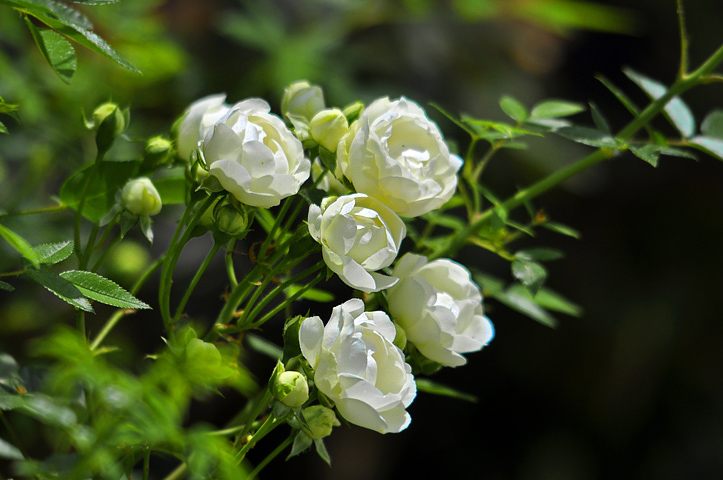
[701,110,723,139]
[689,136,723,161]
[589,102,611,135]
[288,431,313,459]
[555,126,619,148]
[530,100,585,119]
[0,436,23,460]
[624,68,695,138]
[630,145,660,167]
[516,247,564,262]
[59,270,150,309]
[24,16,77,84]
[0,280,14,291]
[0,224,41,268]
[511,258,547,295]
[286,285,334,303]
[499,95,528,122]
[541,221,581,239]
[66,0,119,4]
[314,438,331,466]
[415,378,477,403]
[0,121,7,135]
[596,75,642,117]
[507,284,582,317]
[246,334,282,360]
[26,268,94,313]
[34,240,74,265]
[153,171,188,205]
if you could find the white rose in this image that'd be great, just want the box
[177,94,230,162]
[308,194,405,293]
[202,99,311,208]
[387,253,494,367]
[299,299,416,434]
[337,97,463,218]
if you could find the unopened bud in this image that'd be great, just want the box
[273,371,309,408]
[310,108,348,153]
[143,136,173,169]
[302,405,339,439]
[342,101,364,123]
[214,203,249,237]
[121,177,162,216]
[281,81,325,122]
[90,102,127,136]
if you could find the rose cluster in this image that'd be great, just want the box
[176,82,494,435]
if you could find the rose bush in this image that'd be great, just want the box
[202,99,310,208]
[176,94,230,162]
[336,97,463,218]
[308,193,405,293]
[299,299,416,434]
[387,253,495,367]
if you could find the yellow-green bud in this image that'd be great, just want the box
[121,177,162,216]
[302,405,339,439]
[144,136,173,168]
[342,101,364,123]
[310,108,349,153]
[214,203,249,237]
[393,322,407,350]
[90,102,127,136]
[273,371,309,407]
[281,81,325,122]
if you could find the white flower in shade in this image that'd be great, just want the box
[308,194,405,293]
[299,299,416,434]
[336,97,463,218]
[176,94,230,162]
[202,99,310,208]
[386,253,494,367]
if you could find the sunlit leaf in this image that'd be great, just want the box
[516,247,564,262]
[24,16,77,84]
[59,270,150,309]
[0,224,41,268]
[26,268,94,313]
[511,258,547,295]
[530,100,585,119]
[554,126,619,148]
[34,241,74,265]
[624,68,695,138]
[514,0,636,34]
[689,136,723,161]
[246,333,282,360]
[499,95,528,122]
[507,284,582,317]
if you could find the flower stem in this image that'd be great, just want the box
[234,409,290,464]
[247,434,294,479]
[249,270,324,329]
[225,239,239,288]
[172,241,221,322]
[0,203,67,219]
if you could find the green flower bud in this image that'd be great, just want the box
[184,338,233,383]
[214,203,249,237]
[143,136,173,169]
[310,108,349,153]
[342,101,364,123]
[89,102,127,136]
[302,405,339,439]
[281,81,325,122]
[273,371,309,407]
[121,177,162,216]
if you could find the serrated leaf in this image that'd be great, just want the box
[314,438,331,466]
[511,258,547,295]
[24,16,77,84]
[59,270,150,309]
[288,431,313,459]
[654,145,697,160]
[689,136,723,161]
[0,436,23,460]
[499,95,528,122]
[34,240,74,265]
[701,110,723,139]
[0,280,14,291]
[0,394,24,410]
[630,145,660,167]
[246,333,282,360]
[0,224,41,268]
[28,10,139,73]
[530,100,585,119]
[286,285,334,303]
[26,268,93,312]
[5,0,94,29]
[541,221,581,239]
[415,378,477,403]
[623,68,695,138]
[555,126,619,148]
[516,247,564,262]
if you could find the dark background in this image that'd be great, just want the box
[2,1,723,479]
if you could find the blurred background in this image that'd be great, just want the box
[2,0,723,478]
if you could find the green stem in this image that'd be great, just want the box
[247,434,294,479]
[90,230,122,273]
[249,270,324,329]
[79,223,99,270]
[0,203,66,219]
[257,198,293,262]
[226,239,239,288]
[142,446,150,480]
[76,310,86,339]
[89,255,164,351]
[0,268,26,278]
[677,0,689,79]
[234,409,290,464]
[237,390,273,447]
[172,241,221,322]
[161,463,186,480]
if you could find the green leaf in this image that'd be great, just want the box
[0,280,14,291]
[0,121,7,135]
[0,394,24,410]
[415,378,477,403]
[0,96,19,117]
[26,268,94,312]
[514,0,636,35]
[24,16,77,84]
[318,145,337,175]
[27,10,140,73]
[540,221,581,239]
[59,270,150,309]
[153,169,188,205]
[0,353,19,381]
[288,431,313,460]
[286,285,334,303]
[480,278,558,328]
[653,145,697,160]
[34,240,74,265]
[0,436,23,460]
[511,258,547,295]
[66,0,119,4]
[555,126,619,148]
[589,102,611,135]
[623,68,695,138]
[596,75,642,116]
[630,145,660,167]
[461,116,542,140]
[21,395,78,428]
[516,247,564,262]
[530,100,585,119]
[246,333,282,360]
[314,438,331,466]
[499,95,528,122]
[689,136,723,161]
[0,224,41,268]
[4,0,94,29]
[701,110,723,139]
[508,284,582,317]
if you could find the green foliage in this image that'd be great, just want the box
[415,378,477,403]
[24,15,77,84]
[59,270,150,309]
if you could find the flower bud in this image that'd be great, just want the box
[281,81,325,122]
[89,102,127,136]
[214,203,249,237]
[342,101,364,123]
[301,405,340,439]
[273,371,309,407]
[121,177,162,216]
[143,136,173,169]
[310,108,348,153]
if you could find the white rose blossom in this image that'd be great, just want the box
[336,97,463,218]
[308,194,405,293]
[202,99,310,208]
[387,253,495,367]
[176,94,230,162]
[299,299,416,434]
